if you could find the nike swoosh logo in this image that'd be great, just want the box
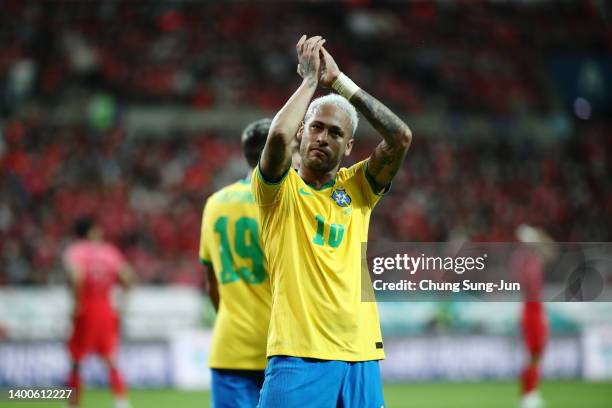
[299,187,313,196]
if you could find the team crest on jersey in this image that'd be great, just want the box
[331,187,351,207]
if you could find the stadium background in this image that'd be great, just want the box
[0,1,611,407]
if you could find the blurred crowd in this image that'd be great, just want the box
[1,1,610,116]
[1,1,611,284]
[0,118,238,285]
[371,121,611,244]
[1,117,610,285]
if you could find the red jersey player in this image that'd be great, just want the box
[64,217,136,408]
[513,224,555,408]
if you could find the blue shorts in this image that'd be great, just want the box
[257,356,385,408]
[211,368,265,408]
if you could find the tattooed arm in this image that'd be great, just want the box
[350,90,412,188]
[260,35,325,181]
[318,47,411,188]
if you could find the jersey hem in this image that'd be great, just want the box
[267,349,385,362]
[199,258,212,266]
[209,362,267,370]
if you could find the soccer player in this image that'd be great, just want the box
[199,118,273,408]
[514,224,552,408]
[252,35,412,407]
[64,217,135,408]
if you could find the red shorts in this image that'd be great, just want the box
[68,311,119,360]
[521,303,548,355]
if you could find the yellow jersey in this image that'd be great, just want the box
[252,159,385,361]
[199,179,271,370]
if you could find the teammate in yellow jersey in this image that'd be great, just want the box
[199,118,273,408]
[252,35,412,407]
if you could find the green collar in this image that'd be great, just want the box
[304,177,336,191]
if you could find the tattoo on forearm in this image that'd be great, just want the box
[368,142,406,181]
[351,89,411,183]
[351,89,408,145]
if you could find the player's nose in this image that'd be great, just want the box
[315,128,329,145]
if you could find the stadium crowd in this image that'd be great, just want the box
[1,1,609,115]
[1,1,610,284]
[2,118,609,285]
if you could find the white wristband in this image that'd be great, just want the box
[332,72,360,100]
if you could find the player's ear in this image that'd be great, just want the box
[297,122,304,141]
[344,137,354,157]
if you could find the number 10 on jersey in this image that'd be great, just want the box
[312,214,345,248]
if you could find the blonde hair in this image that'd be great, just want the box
[304,94,359,136]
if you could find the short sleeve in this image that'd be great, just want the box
[251,162,290,207]
[199,199,212,265]
[342,159,390,209]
